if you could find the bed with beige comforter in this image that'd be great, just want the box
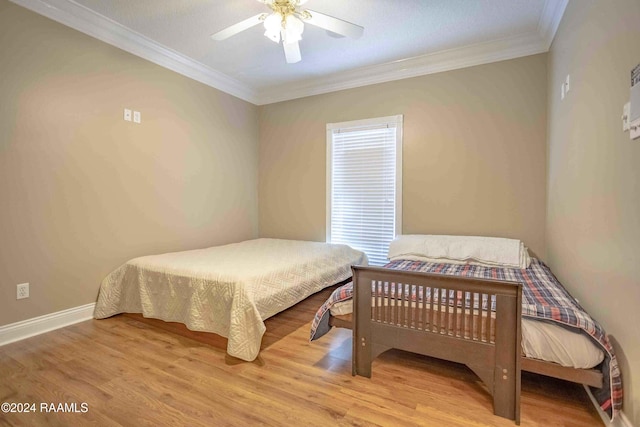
[94,238,366,361]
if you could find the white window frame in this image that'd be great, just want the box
[326,115,403,265]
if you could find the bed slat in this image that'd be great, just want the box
[453,290,459,337]
[485,293,492,343]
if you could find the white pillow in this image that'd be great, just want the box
[388,234,531,269]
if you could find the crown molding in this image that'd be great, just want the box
[255,31,548,105]
[9,0,259,104]
[538,0,569,48]
[11,0,568,106]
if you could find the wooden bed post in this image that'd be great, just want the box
[352,266,373,377]
[492,290,522,424]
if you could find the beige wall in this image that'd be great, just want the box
[259,54,548,258]
[0,2,259,326]
[546,1,640,424]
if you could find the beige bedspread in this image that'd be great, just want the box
[94,238,367,361]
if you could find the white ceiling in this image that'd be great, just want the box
[13,0,568,105]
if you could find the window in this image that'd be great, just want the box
[326,115,402,266]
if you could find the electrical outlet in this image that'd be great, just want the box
[17,283,29,300]
[133,110,141,124]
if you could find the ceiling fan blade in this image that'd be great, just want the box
[211,14,266,41]
[303,9,363,39]
[283,41,301,63]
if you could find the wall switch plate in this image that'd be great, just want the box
[623,102,631,131]
[17,283,29,300]
[565,74,571,93]
[133,111,141,124]
[561,83,565,100]
[124,108,132,122]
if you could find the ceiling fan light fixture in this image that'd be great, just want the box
[263,12,282,43]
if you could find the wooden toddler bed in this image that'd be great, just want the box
[351,265,523,423]
[311,236,622,423]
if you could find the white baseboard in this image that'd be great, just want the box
[0,303,96,346]
[583,385,634,427]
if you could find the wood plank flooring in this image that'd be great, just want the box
[0,287,603,426]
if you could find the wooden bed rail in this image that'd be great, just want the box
[351,265,522,424]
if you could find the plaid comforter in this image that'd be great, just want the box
[309,258,622,420]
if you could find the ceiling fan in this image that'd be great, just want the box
[210,0,364,64]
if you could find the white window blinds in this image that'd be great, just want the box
[326,115,402,266]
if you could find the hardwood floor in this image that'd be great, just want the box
[0,287,602,426]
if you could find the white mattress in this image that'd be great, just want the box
[94,238,367,361]
[329,299,604,369]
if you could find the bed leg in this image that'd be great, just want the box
[352,334,372,377]
[493,373,518,423]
